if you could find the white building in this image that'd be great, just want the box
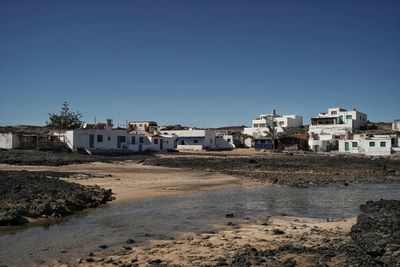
[215,134,235,149]
[161,129,217,151]
[339,134,392,156]
[393,119,400,131]
[243,110,303,137]
[308,107,367,152]
[143,133,176,151]
[0,132,19,149]
[54,120,176,153]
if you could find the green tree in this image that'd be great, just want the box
[47,102,83,130]
[264,121,286,150]
[265,122,277,149]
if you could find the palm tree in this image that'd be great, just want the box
[264,122,277,149]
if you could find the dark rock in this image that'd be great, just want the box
[283,258,297,267]
[272,228,285,235]
[225,213,234,218]
[148,259,163,266]
[99,244,108,249]
[349,199,400,266]
[126,239,136,244]
[123,245,132,250]
[0,170,113,226]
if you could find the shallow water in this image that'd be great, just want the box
[1,183,400,266]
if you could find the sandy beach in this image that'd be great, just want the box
[1,154,400,266]
[0,161,248,203]
[49,216,356,267]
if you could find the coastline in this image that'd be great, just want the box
[0,161,248,204]
[71,215,356,267]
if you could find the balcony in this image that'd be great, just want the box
[311,117,342,126]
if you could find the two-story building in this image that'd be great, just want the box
[243,110,303,138]
[308,107,367,152]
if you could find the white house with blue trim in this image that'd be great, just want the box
[161,129,216,151]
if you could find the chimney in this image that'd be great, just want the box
[272,109,276,116]
[106,119,113,130]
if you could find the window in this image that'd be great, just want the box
[352,142,358,147]
[193,140,198,144]
[210,138,213,144]
[331,111,337,115]
[120,136,126,142]
[154,139,158,144]
[369,141,375,147]
[380,142,386,147]
[227,138,231,142]
[107,136,111,141]
[139,137,144,144]
[260,140,266,144]
[131,136,135,144]
[97,135,103,142]
[279,121,284,125]
[346,115,352,120]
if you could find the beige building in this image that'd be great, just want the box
[129,121,158,133]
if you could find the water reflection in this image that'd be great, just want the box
[1,183,400,266]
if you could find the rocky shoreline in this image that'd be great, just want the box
[0,149,152,166]
[144,154,400,186]
[66,200,399,267]
[0,170,113,226]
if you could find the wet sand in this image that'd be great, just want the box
[70,216,355,267]
[0,161,250,203]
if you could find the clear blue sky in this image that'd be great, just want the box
[1,0,399,127]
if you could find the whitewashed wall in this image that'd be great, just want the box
[216,136,235,149]
[162,129,216,150]
[65,130,175,152]
[0,133,19,149]
[67,129,129,150]
[177,145,204,151]
[244,137,253,148]
[308,134,332,151]
[339,135,392,156]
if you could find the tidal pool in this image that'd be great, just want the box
[1,183,400,266]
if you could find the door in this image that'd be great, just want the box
[160,139,163,150]
[117,136,126,148]
[89,135,94,149]
[345,142,349,152]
